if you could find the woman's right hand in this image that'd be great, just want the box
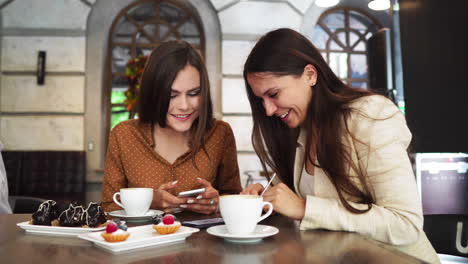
[241,183,264,195]
[153,181,187,211]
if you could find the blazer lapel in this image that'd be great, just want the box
[294,129,307,198]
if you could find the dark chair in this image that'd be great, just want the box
[424,215,468,258]
[415,153,468,260]
[3,151,86,204]
[8,195,46,214]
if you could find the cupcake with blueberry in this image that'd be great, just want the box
[152,214,181,235]
[101,220,130,242]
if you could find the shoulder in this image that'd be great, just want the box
[211,119,234,135]
[111,119,138,133]
[346,95,403,127]
[205,119,235,143]
[109,119,145,139]
[214,119,233,130]
[348,95,399,119]
[345,95,411,144]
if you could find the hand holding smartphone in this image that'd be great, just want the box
[177,187,206,198]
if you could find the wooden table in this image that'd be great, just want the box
[0,213,428,263]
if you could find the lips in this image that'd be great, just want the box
[279,109,290,121]
[171,113,192,121]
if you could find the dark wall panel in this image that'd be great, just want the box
[399,0,468,153]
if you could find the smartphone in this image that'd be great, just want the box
[178,188,206,198]
[182,218,224,229]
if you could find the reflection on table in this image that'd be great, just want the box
[0,213,428,263]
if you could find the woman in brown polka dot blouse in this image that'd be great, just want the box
[101,41,242,214]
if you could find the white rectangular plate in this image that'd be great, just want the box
[17,221,107,237]
[78,225,199,253]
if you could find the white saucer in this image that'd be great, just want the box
[206,225,279,243]
[108,209,163,222]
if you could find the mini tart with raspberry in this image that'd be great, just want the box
[101,221,130,242]
[153,214,181,235]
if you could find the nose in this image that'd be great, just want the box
[263,99,277,117]
[176,95,189,111]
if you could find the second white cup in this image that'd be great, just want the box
[112,188,153,216]
[219,194,273,235]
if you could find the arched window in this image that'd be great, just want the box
[107,0,205,130]
[311,8,382,89]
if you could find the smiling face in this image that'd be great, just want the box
[164,64,201,134]
[247,64,317,128]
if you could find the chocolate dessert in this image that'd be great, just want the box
[58,203,85,227]
[31,200,58,226]
[82,202,107,228]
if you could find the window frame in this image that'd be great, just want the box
[314,7,383,88]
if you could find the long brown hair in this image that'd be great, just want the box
[138,40,213,165]
[243,28,375,213]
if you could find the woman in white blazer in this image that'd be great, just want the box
[241,28,439,264]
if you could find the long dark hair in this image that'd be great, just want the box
[243,28,375,214]
[138,40,213,163]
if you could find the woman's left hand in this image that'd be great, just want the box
[181,177,219,215]
[263,183,306,220]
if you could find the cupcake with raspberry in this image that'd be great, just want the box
[101,220,130,242]
[152,214,181,235]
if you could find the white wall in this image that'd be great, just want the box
[0,0,91,152]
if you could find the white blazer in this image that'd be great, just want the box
[291,95,439,263]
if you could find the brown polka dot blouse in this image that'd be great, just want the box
[101,119,242,212]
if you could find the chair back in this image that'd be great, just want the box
[416,153,468,258]
[8,195,46,214]
[3,151,86,204]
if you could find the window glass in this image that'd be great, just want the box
[111,106,129,129]
[349,31,359,47]
[354,40,366,51]
[322,11,345,32]
[329,52,348,79]
[351,82,367,89]
[350,54,368,79]
[349,11,370,30]
[311,26,327,49]
[330,38,344,51]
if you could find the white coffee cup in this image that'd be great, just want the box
[219,194,273,235]
[112,188,153,216]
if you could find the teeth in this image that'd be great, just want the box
[175,114,190,118]
[280,110,290,119]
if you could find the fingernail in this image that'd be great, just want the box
[180,204,187,208]
[187,199,194,204]
[196,195,203,200]
[172,180,178,185]
[197,177,202,181]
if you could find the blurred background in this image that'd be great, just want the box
[0,0,467,260]
[0,0,466,204]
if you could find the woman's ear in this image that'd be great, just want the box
[303,64,318,86]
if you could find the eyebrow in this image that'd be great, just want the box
[171,87,201,93]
